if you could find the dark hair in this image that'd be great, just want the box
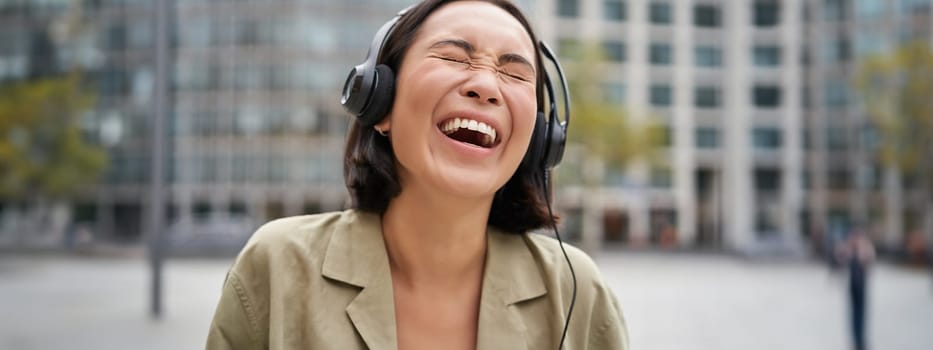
[343,0,556,233]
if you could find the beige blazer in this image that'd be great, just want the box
[207,210,628,349]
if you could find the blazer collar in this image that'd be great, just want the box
[322,210,397,350]
[321,210,548,350]
[483,228,548,304]
[476,228,548,350]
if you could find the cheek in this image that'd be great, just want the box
[507,88,539,142]
[397,62,455,105]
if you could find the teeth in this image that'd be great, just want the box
[440,117,498,146]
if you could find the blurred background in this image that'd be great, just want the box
[1,0,931,349]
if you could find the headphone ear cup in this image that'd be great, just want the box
[521,111,548,171]
[357,64,396,127]
[544,108,567,169]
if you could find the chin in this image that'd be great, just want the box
[435,169,509,200]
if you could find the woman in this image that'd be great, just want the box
[207,1,628,349]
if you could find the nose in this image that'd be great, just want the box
[459,67,502,106]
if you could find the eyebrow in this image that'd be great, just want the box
[429,39,536,73]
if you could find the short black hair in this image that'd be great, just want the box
[343,0,557,233]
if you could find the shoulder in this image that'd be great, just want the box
[230,209,361,276]
[522,233,630,349]
[522,233,604,287]
[245,210,347,247]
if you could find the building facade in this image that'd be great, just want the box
[531,0,931,253]
[0,0,414,244]
[531,0,806,253]
[1,0,929,254]
[804,0,933,253]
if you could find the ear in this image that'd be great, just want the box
[374,116,391,133]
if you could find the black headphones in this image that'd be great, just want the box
[340,6,570,171]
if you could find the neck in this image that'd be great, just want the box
[381,185,491,289]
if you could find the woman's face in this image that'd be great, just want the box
[378,1,538,201]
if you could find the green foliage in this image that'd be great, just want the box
[564,42,662,170]
[0,73,107,199]
[854,42,933,187]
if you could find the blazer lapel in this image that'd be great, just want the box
[475,229,547,350]
[322,211,397,350]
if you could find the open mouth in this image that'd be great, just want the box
[438,117,499,148]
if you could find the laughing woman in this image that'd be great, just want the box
[206,1,628,349]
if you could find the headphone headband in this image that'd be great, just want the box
[340,6,410,118]
[340,5,569,170]
[538,41,569,169]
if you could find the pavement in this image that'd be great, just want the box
[1,250,931,350]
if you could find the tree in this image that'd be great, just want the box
[556,42,662,253]
[0,73,106,242]
[854,42,933,250]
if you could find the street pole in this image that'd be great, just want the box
[148,0,172,319]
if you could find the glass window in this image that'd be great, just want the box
[195,156,217,184]
[901,0,931,14]
[0,29,22,55]
[603,41,626,62]
[650,2,673,24]
[828,169,852,190]
[99,68,128,96]
[695,46,722,67]
[754,0,780,26]
[695,86,720,108]
[106,23,126,51]
[753,85,782,107]
[650,43,673,65]
[650,84,673,106]
[859,124,880,151]
[170,156,188,184]
[237,20,259,46]
[603,83,626,104]
[856,0,886,19]
[212,18,236,46]
[250,157,265,182]
[604,0,627,21]
[298,19,337,53]
[696,127,720,148]
[651,167,673,188]
[755,169,781,191]
[558,0,579,17]
[822,39,850,62]
[268,156,287,183]
[753,46,781,66]
[235,64,264,90]
[174,62,190,90]
[192,109,215,137]
[127,20,152,49]
[694,5,721,27]
[826,127,848,150]
[824,0,847,21]
[867,165,882,190]
[824,81,848,107]
[855,32,886,56]
[236,105,263,136]
[753,128,782,149]
[232,156,250,183]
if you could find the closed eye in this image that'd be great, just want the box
[501,71,531,82]
[436,55,469,64]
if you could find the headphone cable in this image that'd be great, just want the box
[543,171,577,350]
